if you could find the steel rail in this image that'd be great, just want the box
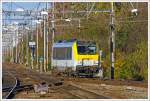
[4,72,19,99]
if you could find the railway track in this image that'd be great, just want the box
[52,83,108,99]
[64,84,108,99]
[3,64,107,99]
[2,70,34,99]
[2,65,63,99]
[5,67,63,86]
[2,71,19,99]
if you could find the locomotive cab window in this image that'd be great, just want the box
[77,45,97,55]
[88,46,96,54]
[77,41,97,55]
[53,47,72,60]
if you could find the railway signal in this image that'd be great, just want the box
[29,41,36,69]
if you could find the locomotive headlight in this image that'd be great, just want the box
[77,61,82,65]
[94,61,99,64]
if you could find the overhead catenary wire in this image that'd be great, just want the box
[86,2,96,19]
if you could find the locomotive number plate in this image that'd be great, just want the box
[83,60,93,66]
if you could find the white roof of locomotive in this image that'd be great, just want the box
[53,41,75,48]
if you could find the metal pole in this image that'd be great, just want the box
[99,50,102,68]
[46,2,49,71]
[110,2,115,80]
[79,19,81,31]
[31,21,33,69]
[15,26,18,63]
[98,50,103,79]
[12,30,15,63]
[9,46,11,61]
[31,52,33,69]
[26,28,29,67]
[7,46,9,58]
[36,23,39,70]
[44,15,46,72]
[39,23,43,73]
[11,39,14,63]
[6,47,7,58]
[86,3,89,19]
[18,36,20,64]
[51,2,55,70]
[21,33,24,64]
[8,45,11,58]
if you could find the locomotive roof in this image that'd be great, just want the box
[53,41,75,47]
[53,40,96,48]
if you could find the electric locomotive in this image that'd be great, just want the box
[52,39,99,77]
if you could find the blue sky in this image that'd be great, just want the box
[2,2,51,11]
[2,2,52,25]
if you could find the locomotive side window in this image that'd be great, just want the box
[53,47,72,60]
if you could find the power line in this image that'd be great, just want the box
[86,2,95,18]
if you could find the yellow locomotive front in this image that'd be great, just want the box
[73,41,99,77]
